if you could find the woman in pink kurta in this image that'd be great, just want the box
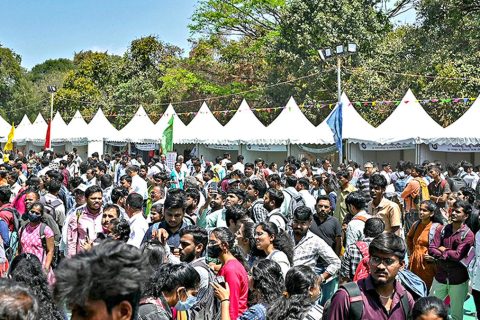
[19,202,55,283]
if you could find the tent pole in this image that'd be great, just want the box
[238,143,242,157]
[287,143,291,157]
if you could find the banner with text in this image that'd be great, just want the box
[429,144,480,153]
[359,143,414,151]
[246,144,287,152]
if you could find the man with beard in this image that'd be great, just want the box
[204,188,244,230]
[263,188,286,231]
[246,179,269,223]
[292,206,340,305]
[368,174,402,236]
[326,233,414,319]
[197,183,226,228]
[64,185,103,257]
[309,195,342,256]
[142,189,191,251]
[185,188,201,224]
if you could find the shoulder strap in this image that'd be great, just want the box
[341,282,363,320]
[353,215,368,222]
[400,294,410,318]
[413,220,421,236]
[355,241,369,258]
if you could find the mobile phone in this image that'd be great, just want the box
[215,276,226,288]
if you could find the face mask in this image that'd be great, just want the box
[175,290,197,311]
[28,212,42,223]
[207,244,222,258]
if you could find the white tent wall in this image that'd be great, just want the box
[88,141,105,158]
[65,142,88,159]
[349,143,416,165]
[197,145,238,163]
[417,144,475,165]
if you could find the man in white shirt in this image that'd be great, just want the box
[147,155,171,178]
[128,165,148,200]
[295,177,316,214]
[233,155,245,173]
[125,193,149,248]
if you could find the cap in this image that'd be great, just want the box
[74,184,88,193]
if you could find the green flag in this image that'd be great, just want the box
[161,115,174,152]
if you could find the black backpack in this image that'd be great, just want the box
[447,176,467,193]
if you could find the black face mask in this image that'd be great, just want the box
[207,244,222,258]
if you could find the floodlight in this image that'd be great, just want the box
[336,45,344,55]
[348,43,357,53]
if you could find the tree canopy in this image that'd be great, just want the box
[0,0,478,127]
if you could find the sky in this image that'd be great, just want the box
[0,0,197,69]
[0,1,416,70]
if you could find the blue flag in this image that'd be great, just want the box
[327,102,343,161]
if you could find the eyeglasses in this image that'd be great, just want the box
[370,256,398,266]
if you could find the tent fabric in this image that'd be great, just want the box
[267,97,331,145]
[29,114,48,143]
[222,99,269,145]
[87,108,119,142]
[155,104,187,144]
[0,115,11,140]
[372,89,444,145]
[176,102,225,144]
[113,106,160,143]
[431,95,480,145]
[65,110,89,142]
[13,115,32,143]
[50,111,69,142]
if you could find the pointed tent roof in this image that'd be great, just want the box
[222,99,268,145]
[65,110,89,142]
[51,111,69,142]
[266,97,329,144]
[114,106,159,143]
[0,115,11,139]
[29,113,48,143]
[13,115,32,143]
[155,104,187,144]
[317,92,377,143]
[431,95,480,145]
[88,108,119,142]
[374,89,444,144]
[177,102,224,144]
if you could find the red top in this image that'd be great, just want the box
[218,259,249,319]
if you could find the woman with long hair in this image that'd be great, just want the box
[267,265,323,320]
[18,201,55,282]
[213,259,285,320]
[235,221,265,268]
[208,227,249,319]
[407,200,444,288]
[9,253,63,320]
[254,221,294,278]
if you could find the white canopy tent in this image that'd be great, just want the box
[13,115,32,144]
[431,95,480,145]
[155,104,187,144]
[65,110,89,143]
[113,106,160,143]
[0,115,11,140]
[222,99,268,144]
[177,102,224,144]
[50,111,69,143]
[267,97,331,145]
[87,108,120,156]
[29,113,48,145]
[373,89,444,145]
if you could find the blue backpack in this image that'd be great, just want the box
[394,172,408,193]
[397,269,427,300]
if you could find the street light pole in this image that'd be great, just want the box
[47,86,57,150]
[336,56,342,103]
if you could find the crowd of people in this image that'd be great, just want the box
[0,149,478,320]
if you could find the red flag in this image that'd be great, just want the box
[44,120,51,150]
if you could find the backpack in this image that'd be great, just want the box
[447,176,467,193]
[284,189,306,219]
[2,207,21,263]
[397,269,427,300]
[412,221,441,246]
[324,281,410,320]
[267,211,293,234]
[189,259,220,320]
[394,172,408,193]
[353,241,370,281]
[42,198,63,224]
[413,178,430,204]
